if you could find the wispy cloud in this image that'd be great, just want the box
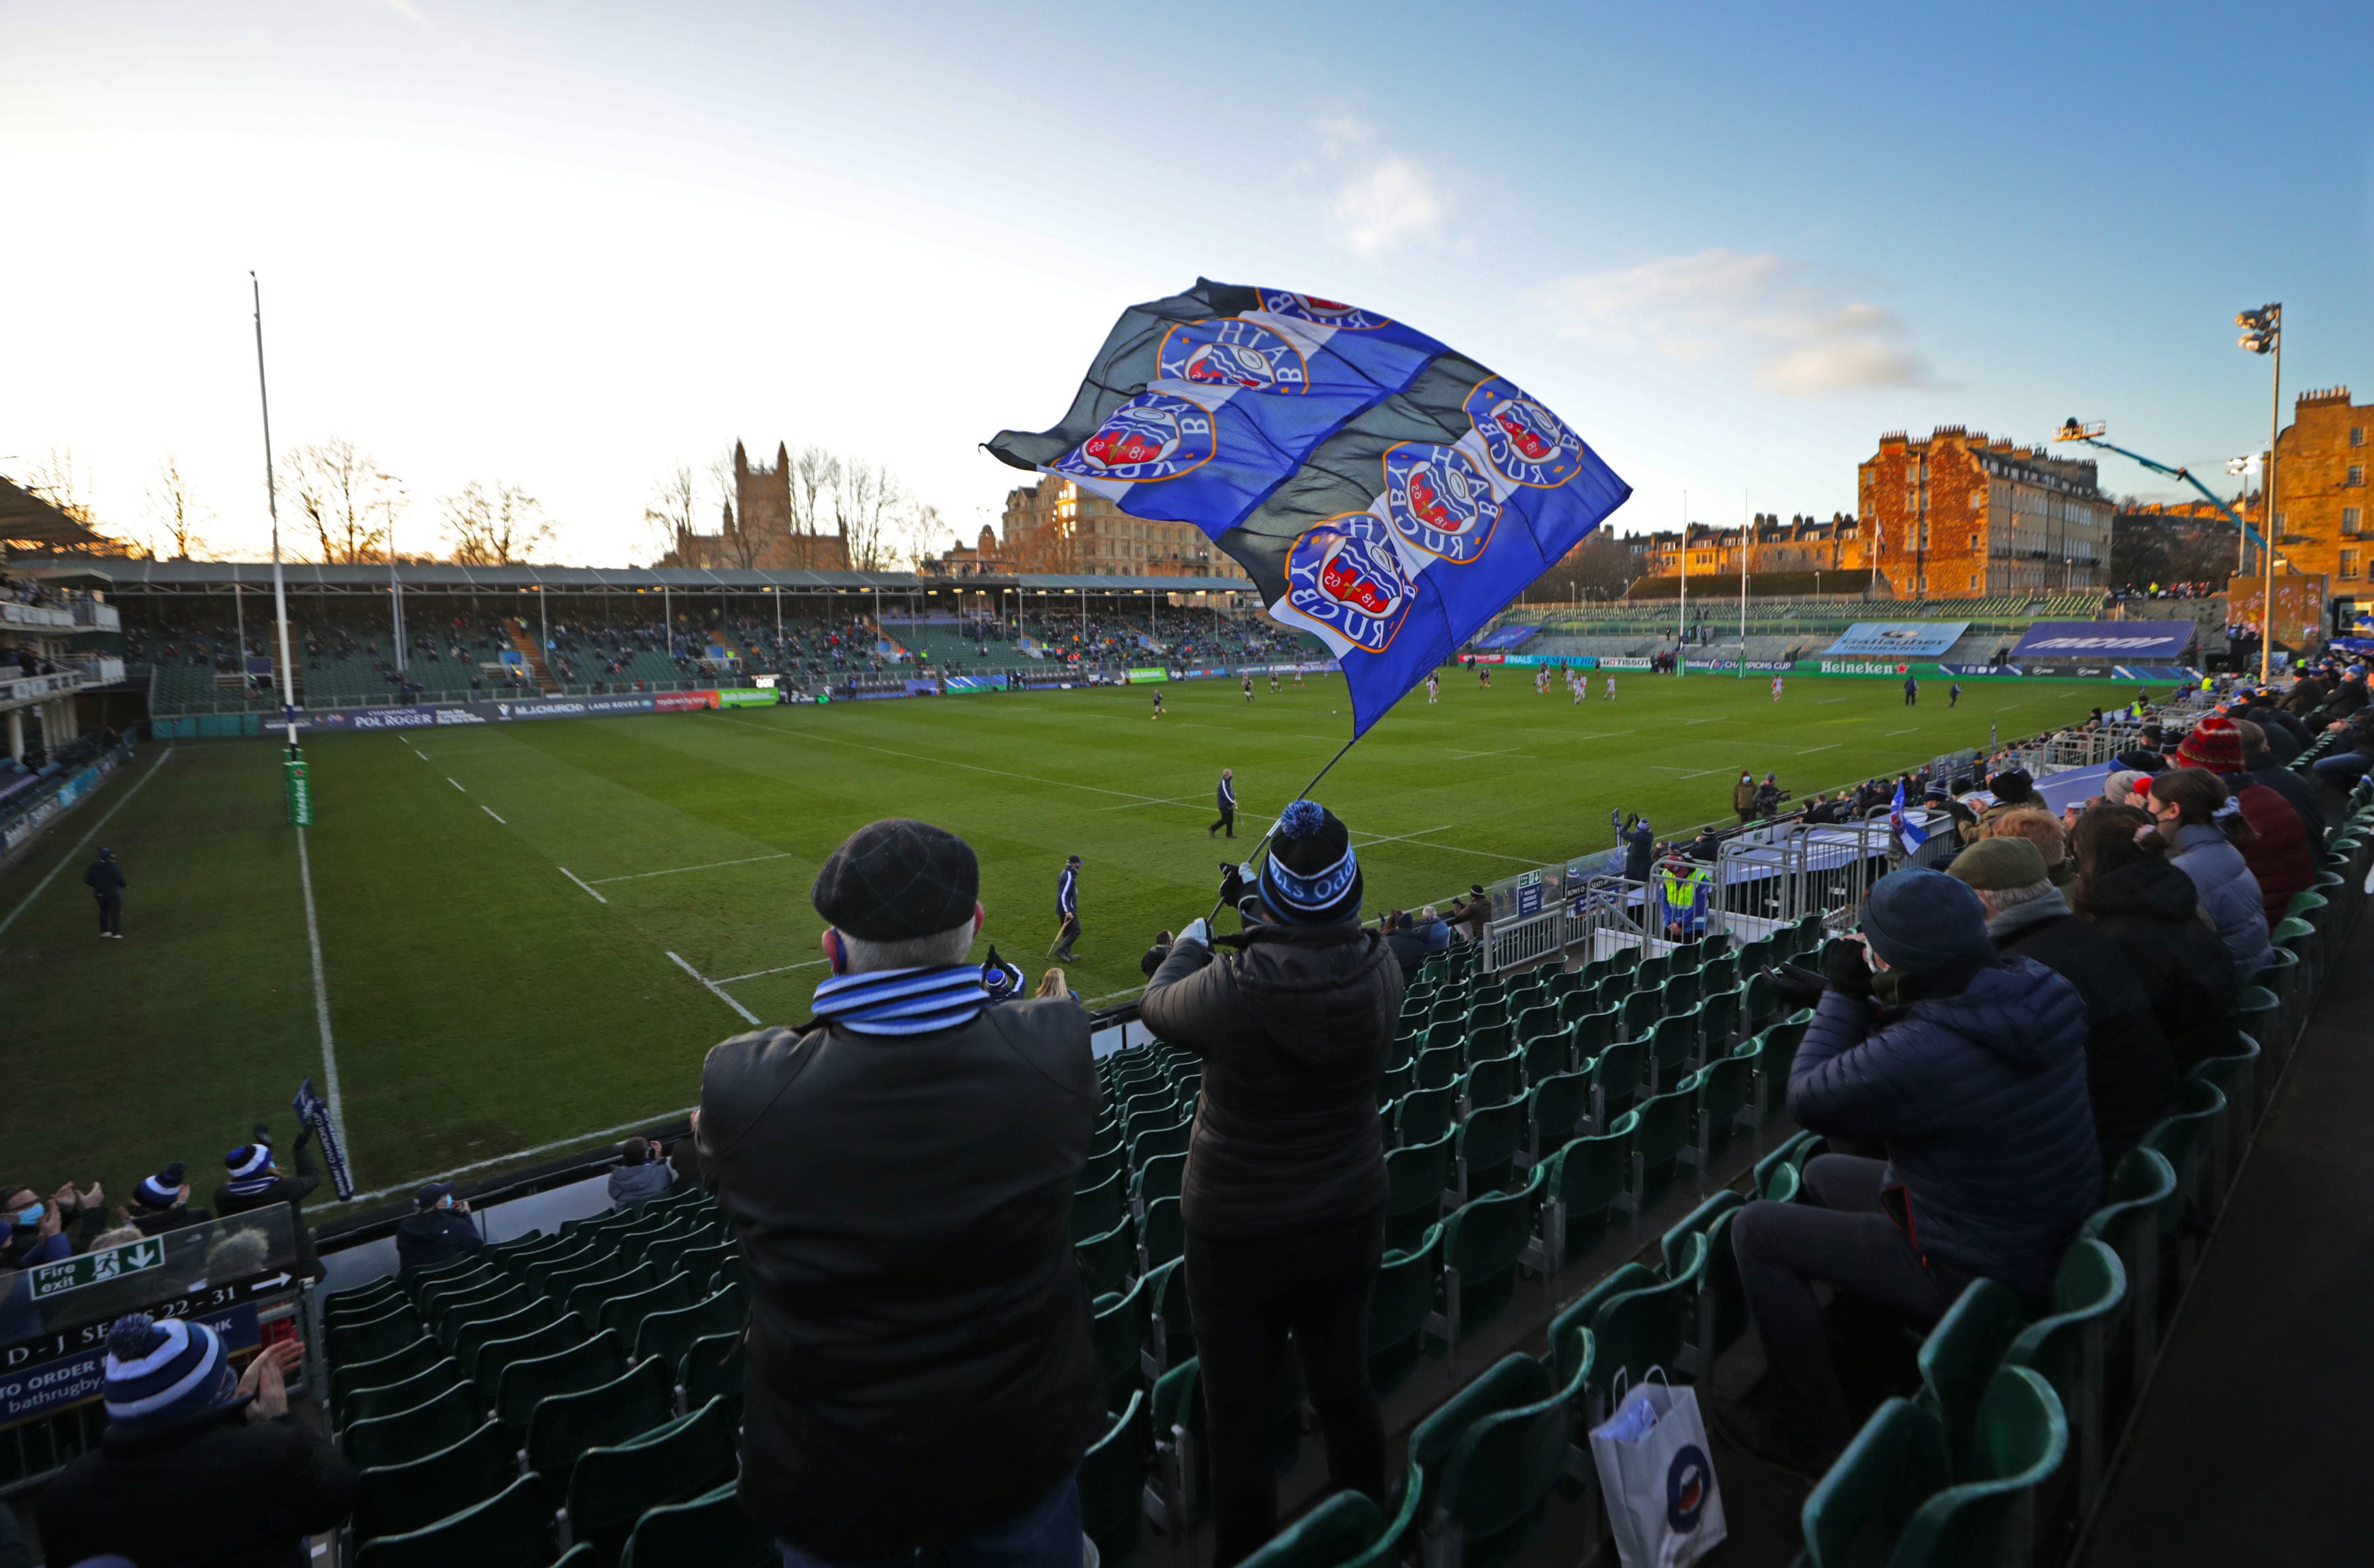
[1312,115,1452,257]
[1528,249,1928,395]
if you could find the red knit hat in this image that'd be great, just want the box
[2175,714,2246,775]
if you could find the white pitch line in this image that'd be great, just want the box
[1650,765,1730,778]
[447,777,467,793]
[293,825,350,1177]
[669,949,762,1025]
[1350,825,1455,848]
[336,1104,700,1204]
[714,957,829,984]
[1815,698,1849,705]
[481,804,507,825]
[559,867,608,903]
[1884,728,1918,736]
[410,746,428,760]
[1796,743,1842,754]
[1447,746,1523,760]
[0,745,174,939]
[589,851,794,884]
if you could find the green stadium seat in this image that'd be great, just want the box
[495,1329,629,1432]
[1376,1059,1416,1105]
[1414,1043,1462,1091]
[339,1357,465,1428]
[1129,1115,1193,1169]
[1395,1084,1454,1147]
[1892,1367,2069,1567]
[1519,1069,1589,1170]
[1070,1169,1125,1243]
[1437,1167,1544,1351]
[1584,1037,1646,1127]
[1683,1055,1755,1181]
[2141,1078,2226,1289]
[329,1303,426,1369]
[353,1472,555,1568]
[1646,1013,1698,1093]
[1462,1021,1513,1062]
[1092,1271,1151,1411]
[2185,1039,2261,1207]
[563,1262,659,1327]
[1135,1150,1187,1210]
[452,1299,558,1379]
[1662,966,1702,1017]
[1076,1215,1135,1298]
[1915,1278,2027,1478]
[1368,1225,1445,1388]
[2080,1146,2177,1409]
[615,1478,775,1568]
[414,1262,502,1320]
[1797,1398,1951,1568]
[1383,1130,1453,1251]
[526,1243,604,1297]
[473,1313,589,1403]
[431,1281,532,1349]
[1624,1086,1693,1215]
[1618,989,1661,1043]
[1451,1099,1525,1204]
[1567,1004,1614,1061]
[331,1334,444,1411]
[682,1331,744,1414]
[634,1284,743,1371]
[1740,1017,1808,1126]
[342,1381,485,1470]
[1536,1115,1633,1273]
[1081,1391,1151,1567]
[563,1398,740,1565]
[1146,1356,1203,1542]
[1459,1053,1521,1113]
[1588,1234,1704,1395]
[407,1251,495,1301]
[525,1356,675,1508]
[596,1275,695,1348]
[1139,1195,1185,1272]
[351,1419,516,1542]
[1660,1190,1747,1377]
[2002,1238,2124,1516]
[1516,1028,1569,1087]
[325,1276,408,1325]
[1235,1488,1386,1568]
[1431,1347,1594,1561]
[1144,1256,1194,1373]
[1081,1137,1125,1194]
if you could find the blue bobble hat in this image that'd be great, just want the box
[1259,800,1363,925]
[225,1143,272,1180]
[135,1162,188,1209]
[101,1314,246,1434]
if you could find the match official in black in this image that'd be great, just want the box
[1051,854,1081,962]
[1210,768,1238,839]
[83,846,126,938]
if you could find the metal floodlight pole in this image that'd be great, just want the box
[1738,492,1749,678]
[1676,490,1688,677]
[250,273,298,750]
[2260,307,2282,683]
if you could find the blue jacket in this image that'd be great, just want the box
[2164,823,2272,982]
[1788,958,2099,1302]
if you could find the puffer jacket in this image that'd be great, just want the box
[1140,922,1401,1240]
[2078,857,2240,1073]
[1985,893,2175,1171]
[2164,822,2274,981]
[1789,958,2098,1304]
[2230,781,2316,926]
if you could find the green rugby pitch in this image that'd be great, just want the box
[1,669,2139,1209]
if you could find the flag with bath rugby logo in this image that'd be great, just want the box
[989,279,1632,734]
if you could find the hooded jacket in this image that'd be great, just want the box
[1983,890,2176,1171]
[1788,957,2099,1304]
[2164,822,2273,982]
[37,1407,357,1568]
[393,1207,484,1276]
[1140,922,1401,1240]
[2228,781,2316,925]
[2077,857,2241,1074]
[697,997,1101,1560]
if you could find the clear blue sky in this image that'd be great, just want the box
[3,0,2367,562]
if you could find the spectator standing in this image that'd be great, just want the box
[2070,805,2240,1073]
[699,819,1100,1568]
[1721,871,2095,1473]
[1381,911,1428,981]
[83,847,126,939]
[1140,800,1398,1567]
[213,1124,323,1282]
[606,1138,674,1207]
[1444,884,1491,945]
[1753,772,1783,819]
[126,1163,210,1237]
[394,1183,484,1275]
[2145,769,2273,981]
[2173,718,2314,925]
[1620,818,1656,883]
[37,1322,353,1568]
[1732,770,1757,825]
[1948,836,2175,1170]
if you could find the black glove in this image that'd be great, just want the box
[1764,962,1825,1010]
[1218,861,1247,908]
[1821,937,1875,1001]
[251,1121,273,1145]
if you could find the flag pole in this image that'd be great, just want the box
[252,273,297,753]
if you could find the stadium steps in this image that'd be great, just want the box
[503,619,561,694]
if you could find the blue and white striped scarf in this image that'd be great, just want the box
[812,964,992,1036]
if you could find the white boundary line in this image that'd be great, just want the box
[669,949,761,1025]
[337,1104,699,1204]
[713,957,828,984]
[589,851,793,885]
[481,804,507,825]
[0,745,174,939]
[447,777,467,793]
[293,825,351,1173]
[559,867,608,903]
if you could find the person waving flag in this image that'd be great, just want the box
[1889,779,1928,850]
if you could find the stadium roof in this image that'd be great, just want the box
[45,559,1258,594]
[0,474,111,551]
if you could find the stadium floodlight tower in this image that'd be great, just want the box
[2052,415,2296,684]
[250,273,309,825]
[2237,304,2282,684]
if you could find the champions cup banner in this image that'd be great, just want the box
[990,279,1632,735]
[2010,621,2196,661]
[1821,622,1970,659]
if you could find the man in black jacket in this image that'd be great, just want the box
[83,846,126,937]
[38,1316,354,1568]
[394,1183,483,1275]
[126,1162,211,1237]
[1141,799,1399,1567]
[699,819,1100,1568]
[214,1123,323,1281]
[1211,767,1238,838]
[1950,836,2175,1171]
[2234,718,2326,840]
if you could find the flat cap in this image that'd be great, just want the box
[811,819,979,941]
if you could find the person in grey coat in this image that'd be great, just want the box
[1721,869,2095,1474]
[2145,770,2272,981]
[606,1137,674,1206]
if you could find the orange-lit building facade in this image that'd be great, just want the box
[998,475,1249,579]
[1857,427,2112,597]
[2268,387,2372,604]
[1633,514,1871,578]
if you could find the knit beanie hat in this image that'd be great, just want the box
[810,819,980,941]
[101,1314,245,1434]
[1260,800,1363,925]
[225,1142,271,1180]
[1946,835,2051,891]
[135,1162,187,1209]
[2175,715,2246,775]
[1987,768,2036,804]
[1858,869,1992,974]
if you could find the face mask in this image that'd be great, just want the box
[12,1203,43,1228]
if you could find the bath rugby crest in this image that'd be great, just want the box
[990,278,1631,737]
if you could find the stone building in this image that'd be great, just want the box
[998,475,1249,579]
[1633,514,1871,578]
[2266,387,2372,607]
[1857,427,2112,597]
[661,441,850,571]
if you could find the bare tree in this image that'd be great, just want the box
[147,456,213,560]
[834,460,914,572]
[23,446,96,524]
[281,439,404,563]
[442,480,556,565]
[642,464,697,565]
[788,446,839,539]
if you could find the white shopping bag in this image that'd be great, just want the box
[1587,1369,1726,1568]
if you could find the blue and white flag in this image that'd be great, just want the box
[292,1076,353,1200]
[1888,781,1928,850]
[990,280,1631,734]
